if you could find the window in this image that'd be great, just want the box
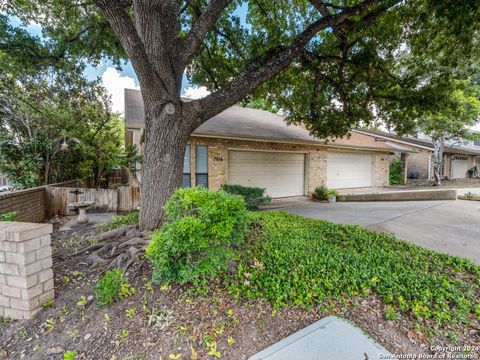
[182,145,191,188]
[195,145,208,187]
[474,139,480,147]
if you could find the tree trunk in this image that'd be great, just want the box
[432,135,445,186]
[139,99,190,230]
[44,155,50,185]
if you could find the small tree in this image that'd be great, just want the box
[418,81,480,185]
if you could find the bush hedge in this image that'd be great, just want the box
[146,187,249,285]
[221,184,271,210]
[314,185,329,200]
[389,157,403,185]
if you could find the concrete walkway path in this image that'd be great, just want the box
[249,316,392,360]
[285,200,480,263]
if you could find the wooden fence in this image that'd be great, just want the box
[47,186,140,216]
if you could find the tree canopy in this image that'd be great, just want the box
[3,0,480,228]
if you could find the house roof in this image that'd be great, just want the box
[354,128,480,156]
[124,89,410,153]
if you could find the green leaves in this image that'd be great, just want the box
[229,211,480,325]
[94,268,134,306]
[146,187,249,285]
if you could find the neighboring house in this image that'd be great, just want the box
[354,129,480,180]
[125,89,411,197]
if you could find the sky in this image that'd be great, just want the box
[7,16,212,113]
[6,4,249,114]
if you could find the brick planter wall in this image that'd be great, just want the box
[0,179,81,223]
[0,222,54,319]
[0,188,46,223]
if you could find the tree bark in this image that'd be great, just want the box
[94,0,394,230]
[139,97,191,230]
[432,134,445,186]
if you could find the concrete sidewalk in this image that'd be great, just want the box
[249,316,392,360]
[285,200,480,263]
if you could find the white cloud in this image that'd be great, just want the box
[182,86,210,99]
[101,67,139,113]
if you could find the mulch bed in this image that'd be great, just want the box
[0,220,478,359]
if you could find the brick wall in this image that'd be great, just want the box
[374,153,392,187]
[0,188,45,223]
[188,136,389,194]
[0,180,81,223]
[0,222,54,319]
[406,149,432,180]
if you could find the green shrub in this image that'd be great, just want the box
[229,212,479,325]
[102,211,139,231]
[0,212,16,221]
[146,187,249,285]
[327,189,339,197]
[94,268,135,306]
[314,185,329,200]
[389,157,403,185]
[221,184,271,210]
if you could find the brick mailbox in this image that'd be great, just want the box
[0,222,54,319]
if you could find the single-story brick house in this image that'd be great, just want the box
[354,129,480,180]
[125,89,411,197]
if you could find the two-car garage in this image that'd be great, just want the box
[227,149,375,198]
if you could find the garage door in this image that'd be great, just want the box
[327,152,373,188]
[228,151,305,198]
[452,156,469,178]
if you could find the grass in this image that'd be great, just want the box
[229,211,480,325]
[101,211,139,231]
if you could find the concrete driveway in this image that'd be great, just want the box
[284,200,480,263]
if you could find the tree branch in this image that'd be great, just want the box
[185,0,391,129]
[94,0,157,89]
[181,0,234,65]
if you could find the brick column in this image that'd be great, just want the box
[0,222,54,320]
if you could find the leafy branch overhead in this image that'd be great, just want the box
[4,0,480,229]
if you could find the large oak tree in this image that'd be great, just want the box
[4,0,479,229]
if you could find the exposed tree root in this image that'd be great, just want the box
[61,224,152,274]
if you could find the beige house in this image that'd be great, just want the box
[125,89,409,197]
[355,129,480,181]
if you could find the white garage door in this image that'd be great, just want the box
[452,157,469,178]
[327,152,373,188]
[228,151,305,198]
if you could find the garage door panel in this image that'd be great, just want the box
[228,151,305,198]
[327,152,373,189]
[452,158,468,178]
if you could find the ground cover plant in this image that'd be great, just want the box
[1,203,479,359]
[229,212,480,326]
[0,211,16,221]
[458,192,480,201]
[101,211,139,231]
[94,268,135,306]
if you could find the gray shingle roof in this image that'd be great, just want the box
[355,129,480,156]
[124,89,410,152]
[124,88,323,144]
